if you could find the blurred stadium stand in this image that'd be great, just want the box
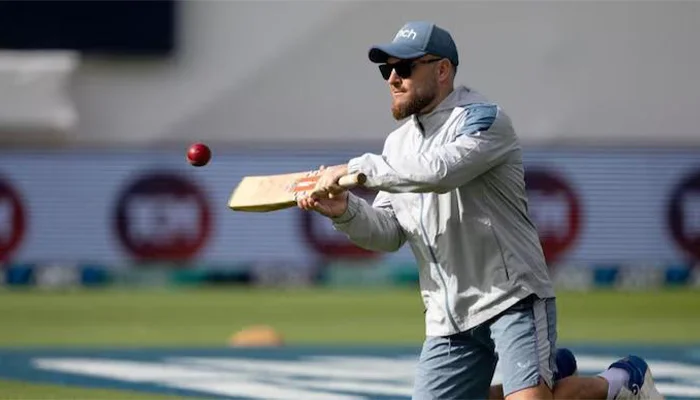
[0,1,699,291]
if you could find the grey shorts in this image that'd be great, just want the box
[412,295,558,400]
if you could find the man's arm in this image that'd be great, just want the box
[331,190,406,252]
[348,104,518,194]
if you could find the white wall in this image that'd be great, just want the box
[66,1,700,147]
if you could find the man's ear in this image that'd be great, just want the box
[439,60,452,82]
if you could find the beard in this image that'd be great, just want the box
[390,82,438,120]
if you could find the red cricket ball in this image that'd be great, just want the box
[186,142,212,167]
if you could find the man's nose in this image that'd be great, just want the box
[388,69,401,85]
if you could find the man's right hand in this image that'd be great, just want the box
[297,190,349,218]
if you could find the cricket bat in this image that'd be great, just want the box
[228,170,367,212]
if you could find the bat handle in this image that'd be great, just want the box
[338,173,367,188]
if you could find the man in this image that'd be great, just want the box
[298,21,663,400]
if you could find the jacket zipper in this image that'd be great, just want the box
[415,120,460,333]
[418,195,460,332]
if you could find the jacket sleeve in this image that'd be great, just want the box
[347,104,518,194]
[331,190,406,252]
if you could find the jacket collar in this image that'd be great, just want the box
[411,86,490,136]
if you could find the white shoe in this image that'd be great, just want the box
[608,355,664,400]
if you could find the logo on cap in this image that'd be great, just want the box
[395,28,417,41]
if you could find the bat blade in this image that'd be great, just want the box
[228,170,366,212]
[228,171,314,212]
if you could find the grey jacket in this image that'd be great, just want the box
[332,86,555,337]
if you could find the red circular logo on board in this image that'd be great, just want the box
[300,187,380,260]
[0,176,26,262]
[525,169,582,267]
[668,169,700,261]
[114,172,212,262]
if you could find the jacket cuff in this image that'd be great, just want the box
[331,192,362,225]
[347,157,363,174]
[348,155,383,189]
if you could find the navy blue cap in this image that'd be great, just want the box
[368,21,459,66]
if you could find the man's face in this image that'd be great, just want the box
[381,56,443,120]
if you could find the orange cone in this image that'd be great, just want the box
[228,325,284,347]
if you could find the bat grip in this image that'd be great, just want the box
[338,173,367,188]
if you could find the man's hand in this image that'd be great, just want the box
[297,190,349,218]
[313,164,349,199]
[297,164,351,218]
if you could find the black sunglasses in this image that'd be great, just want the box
[378,58,443,80]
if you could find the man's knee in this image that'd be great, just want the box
[504,380,553,400]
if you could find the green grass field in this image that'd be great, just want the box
[0,287,698,399]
